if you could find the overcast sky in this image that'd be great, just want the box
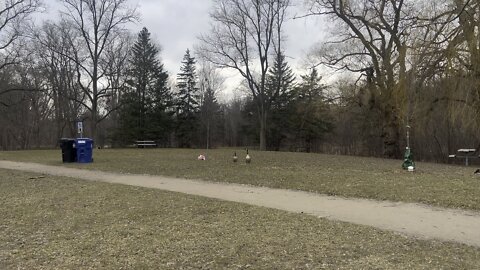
[40,0,327,99]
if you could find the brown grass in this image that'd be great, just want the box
[1,148,480,211]
[1,168,479,269]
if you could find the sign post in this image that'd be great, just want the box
[77,121,83,138]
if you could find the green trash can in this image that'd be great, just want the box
[402,147,415,170]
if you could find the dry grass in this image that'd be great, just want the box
[1,168,479,269]
[1,148,480,211]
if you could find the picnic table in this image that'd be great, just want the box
[135,140,157,148]
[449,149,477,166]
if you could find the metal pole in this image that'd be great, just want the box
[207,121,210,150]
[406,125,410,149]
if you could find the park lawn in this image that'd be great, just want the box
[1,148,480,211]
[1,169,479,269]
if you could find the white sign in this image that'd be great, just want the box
[77,122,83,134]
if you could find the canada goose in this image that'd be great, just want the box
[246,149,251,164]
[474,169,480,175]
[233,152,238,162]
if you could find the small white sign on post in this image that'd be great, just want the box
[77,121,83,137]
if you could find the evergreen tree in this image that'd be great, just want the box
[115,27,172,145]
[199,81,222,149]
[265,52,296,150]
[266,52,296,109]
[290,68,333,152]
[175,49,200,147]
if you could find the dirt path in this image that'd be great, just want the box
[1,160,480,247]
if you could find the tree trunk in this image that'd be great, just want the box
[259,109,267,151]
[90,99,97,142]
[91,59,98,142]
[382,110,401,158]
[53,88,63,142]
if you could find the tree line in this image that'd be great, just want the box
[1,0,480,163]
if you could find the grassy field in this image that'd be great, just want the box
[1,168,479,269]
[1,148,480,211]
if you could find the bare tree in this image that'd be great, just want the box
[198,0,290,150]
[0,0,42,149]
[99,30,133,145]
[0,0,41,106]
[59,0,137,140]
[34,21,87,140]
[307,0,419,158]
[197,61,225,149]
[402,1,480,150]
[0,0,40,71]
[441,0,480,120]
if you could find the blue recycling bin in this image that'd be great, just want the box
[75,138,93,163]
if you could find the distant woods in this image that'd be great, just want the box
[1,0,480,163]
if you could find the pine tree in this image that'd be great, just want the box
[115,27,172,145]
[175,49,200,147]
[266,52,296,109]
[265,52,296,150]
[290,68,333,152]
[199,82,221,149]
